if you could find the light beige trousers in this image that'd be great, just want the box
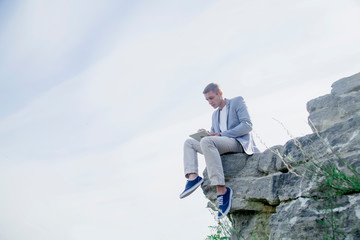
[183,136,244,186]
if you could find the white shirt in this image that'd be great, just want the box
[219,105,228,133]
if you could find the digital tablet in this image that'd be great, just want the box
[189,130,210,141]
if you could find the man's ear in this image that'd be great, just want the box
[219,90,223,96]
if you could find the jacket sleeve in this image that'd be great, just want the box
[220,98,253,138]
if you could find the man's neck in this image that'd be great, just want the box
[219,98,226,110]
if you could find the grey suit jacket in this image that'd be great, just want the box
[210,96,260,155]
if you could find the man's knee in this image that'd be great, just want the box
[200,136,215,149]
[184,138,197,148]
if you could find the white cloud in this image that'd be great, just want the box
[0,116,214,240]
[1,0,360,239]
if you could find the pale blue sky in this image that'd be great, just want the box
[1,0,360,239]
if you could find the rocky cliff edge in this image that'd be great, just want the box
[202,72,360,239]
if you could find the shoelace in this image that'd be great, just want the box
[218,196,223,206]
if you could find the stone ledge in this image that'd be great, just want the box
[201,72,360,239]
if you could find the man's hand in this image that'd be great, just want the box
[197,128,207,132]
[210,132,221,136]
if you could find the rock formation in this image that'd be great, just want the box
[201,72,360,239]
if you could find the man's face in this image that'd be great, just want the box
[204,90,223,109]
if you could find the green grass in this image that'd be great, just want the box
[272,121,360,239]
[206,210,241,240]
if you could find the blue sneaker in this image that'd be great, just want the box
[179,176,204,199]
[217,187,233,219]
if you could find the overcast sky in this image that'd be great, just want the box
[1,0,360,239]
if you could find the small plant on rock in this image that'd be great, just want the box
[206,208,242,240]
[271,120,360,239]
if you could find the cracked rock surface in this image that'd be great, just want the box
[201,72,360,239]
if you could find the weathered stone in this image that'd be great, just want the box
[220,153,264,178]
[306,94,337,113]
[307,103,342,132]
[258,145,283,174]
[275,170,313,201]
[206,198,275,214]
[307,72,360,132]
[200,72,360,239]
[269,194,360,240]
[231,212,272,240]
[203,171,280,209]
[337,91,360,118]
[331,72,360,96]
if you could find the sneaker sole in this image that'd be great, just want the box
[218,188,233,219]
[179,178,204,199]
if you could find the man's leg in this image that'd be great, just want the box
[200,136,243,218]
[200,136,243,188]
[179,138,204,199]
[183,138,203,179]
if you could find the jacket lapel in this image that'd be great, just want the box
[226,98,230,129]
[215,109,220,132]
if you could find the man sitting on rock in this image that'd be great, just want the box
[179,83,260,219]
